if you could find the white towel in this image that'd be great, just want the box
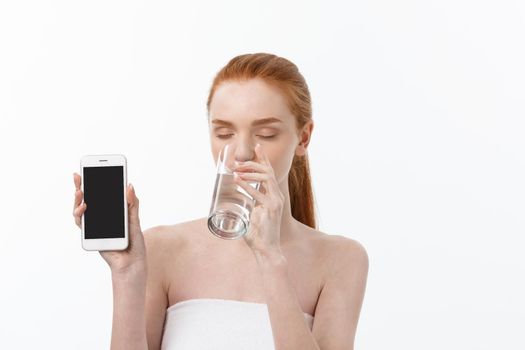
[160,298,314,350]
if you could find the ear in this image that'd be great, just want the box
[295,119,314,157]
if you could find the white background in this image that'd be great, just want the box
[1,0,524,349]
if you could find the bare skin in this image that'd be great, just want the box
[72,78,369,350]
[153,217,327,316]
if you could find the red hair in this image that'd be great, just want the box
[206,53,318,229]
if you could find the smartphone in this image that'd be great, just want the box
[80,154,128,251]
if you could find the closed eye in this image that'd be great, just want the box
[216,134,276,139]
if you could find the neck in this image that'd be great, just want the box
[277,178,301,244]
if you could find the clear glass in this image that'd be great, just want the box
[207,143,261,239]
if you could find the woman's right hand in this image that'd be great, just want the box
[72,173,147,276]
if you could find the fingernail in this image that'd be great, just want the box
[130,183,134,191]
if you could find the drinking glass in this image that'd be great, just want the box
[207,143,261,239]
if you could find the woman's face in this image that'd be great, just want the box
[208,78,311,185]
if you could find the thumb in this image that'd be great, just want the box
[127,183,140,227]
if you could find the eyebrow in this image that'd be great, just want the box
[211,117,283,127]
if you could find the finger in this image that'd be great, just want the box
[73,172,81,190]
[236,171,277,196]
[234,160,269,173]
[74,202,86,228]
[235,171,272,196]
[74,202,86,214]
[73,187,83,211]
[234,173,266,203]
[127,183,141,227]
[234,171,270,182]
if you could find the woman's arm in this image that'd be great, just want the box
[110,266,148,350]
[109,226,170,350]
[73,176,168,349]
[254,237,369,350]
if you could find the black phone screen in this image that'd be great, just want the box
[83,166,125,239]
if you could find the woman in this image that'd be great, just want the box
[72,53,369,350]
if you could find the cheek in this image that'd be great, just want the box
[267,146,296,184]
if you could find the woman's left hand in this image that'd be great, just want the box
[233,143,285,255]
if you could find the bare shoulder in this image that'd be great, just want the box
[144,217,205,236]
[142,217,206,252]
[306,228,369,278]
[324,233,368,262]
[305,230,369,348]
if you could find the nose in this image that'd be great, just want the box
[232,141,256,162]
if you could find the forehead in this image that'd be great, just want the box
[209,79,294,127]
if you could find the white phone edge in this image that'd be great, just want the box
[80,154,129,251]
